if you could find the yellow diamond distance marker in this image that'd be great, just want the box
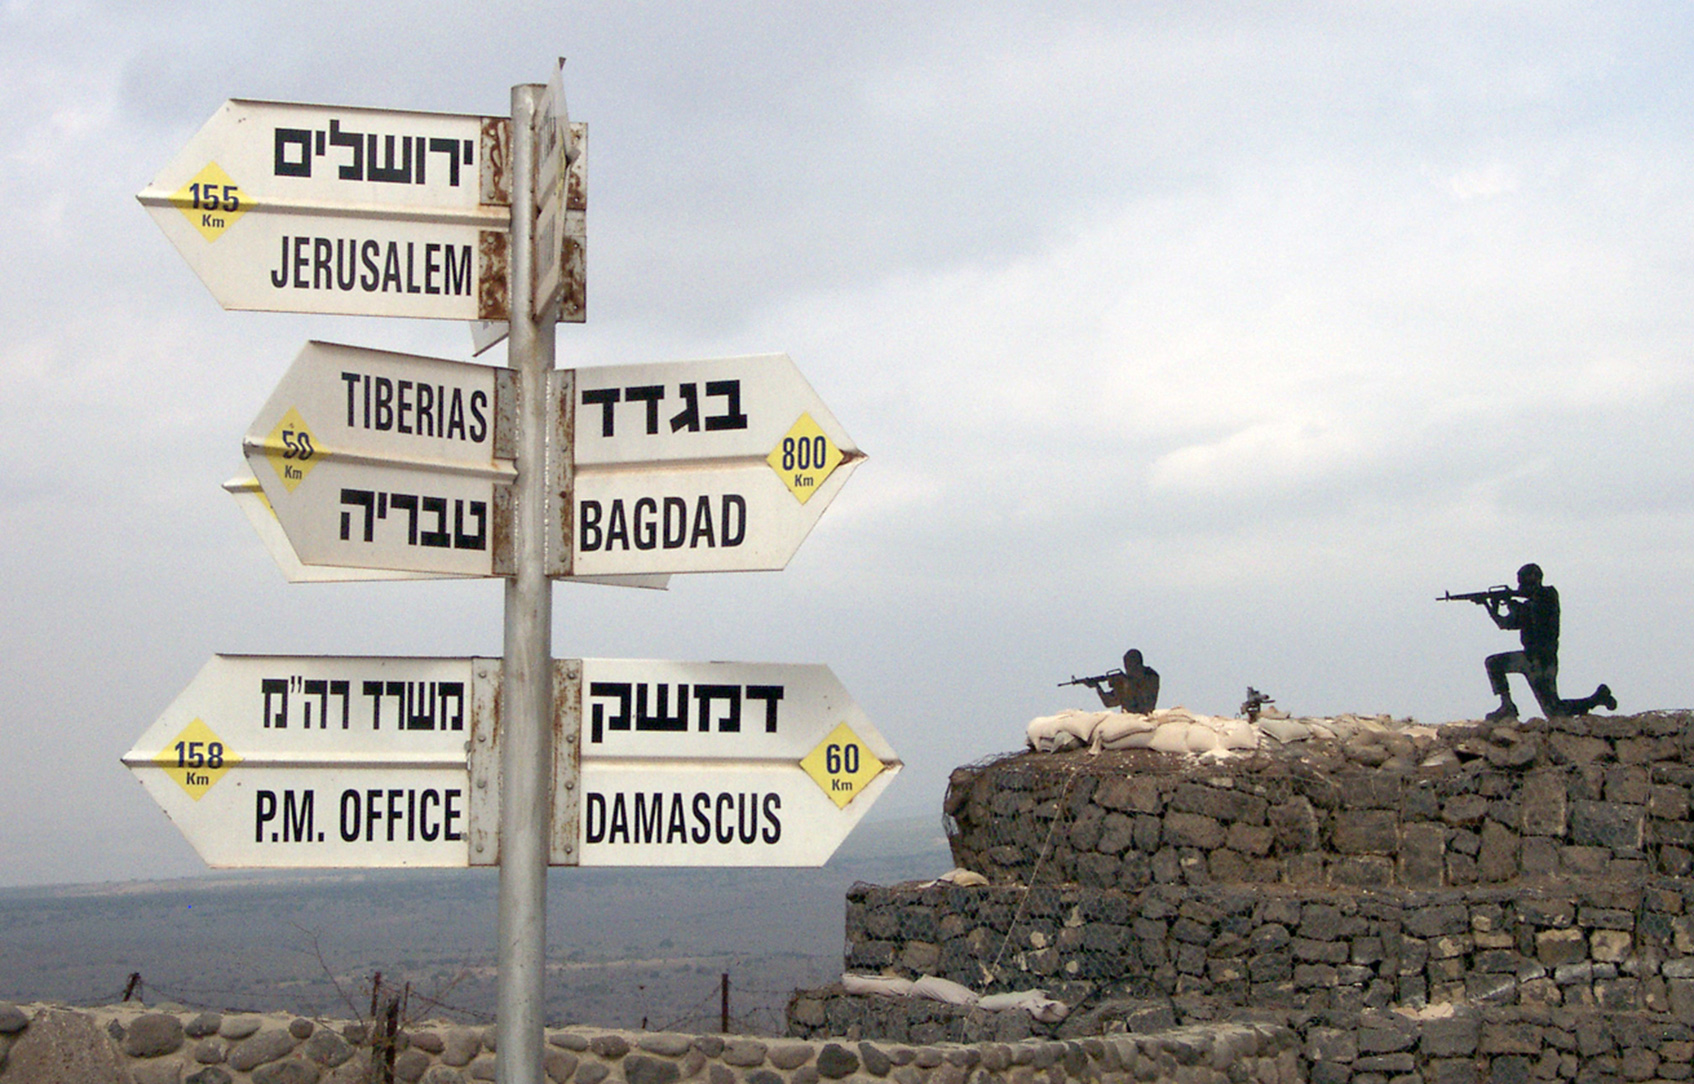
[800,722,886,809]
[263,407,320,492]
[171,162,250,242]
[767,413,844,505]
[154,718,241,801]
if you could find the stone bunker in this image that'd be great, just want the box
[789,709,1694,1084]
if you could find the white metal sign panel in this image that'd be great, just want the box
[570,464,847,575]
[122,656,494,868]
[533,122,586,322]
[562,354,863,576]
[470,320,509,356]
[534,60,577,209]
[225,473,670,589]
[224,475,467,583]
[572,659,900,867]
[532,59,586,321]
[572,354,855,465]
[243,341,514,576]
[137,100,509,320]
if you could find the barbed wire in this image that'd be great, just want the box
[48,957,816,1038]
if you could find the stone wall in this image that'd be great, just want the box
[943,713,1694,892]
[790,711,1694,1084]
[827,878,1694,1019]
[0,1001,1291,1084]
[790,996,1694,1084]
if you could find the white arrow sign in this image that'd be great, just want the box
[122,655,497,868]
[533,59,586,322]
[244,341,516,577]
[558,354,864,577]
[569,659,900,867]
[125,656,899,869]
[225,476,473,583]
[138,100,511,320]
[225,472,668,589]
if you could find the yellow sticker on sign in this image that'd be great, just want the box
[800,722,885,808]
[766,414,844,504]
[154,718,241,801]
[264,408,320,492]
[171,162,250,241]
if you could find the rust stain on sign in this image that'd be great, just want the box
[477,229,509,321]
[560,122,587,324]
[479,117,511,206]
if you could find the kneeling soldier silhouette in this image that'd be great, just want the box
[1448,563,1616,721]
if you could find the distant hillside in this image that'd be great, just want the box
[0,813,953,1035]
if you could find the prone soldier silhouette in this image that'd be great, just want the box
[1442,563,1615,722]
[1060,649,1160,713]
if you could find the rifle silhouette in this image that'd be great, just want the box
[1058,669,1123,689]
[1437,585,1522,606]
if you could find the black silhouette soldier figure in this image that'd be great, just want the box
[1481,563,1616,721]
[1096,649,1160,714]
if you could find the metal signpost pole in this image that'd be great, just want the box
[498,82,553,1084]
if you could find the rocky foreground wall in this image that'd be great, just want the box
[0,1001,1296,1084]
[789,994,1694,1084]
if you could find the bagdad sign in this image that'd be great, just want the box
[138,100,512,321]
[124,656,899,869]
[243,341,517,577]
[559,353,864,577]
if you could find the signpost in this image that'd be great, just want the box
[561,354,863,576]
[138,100,511,321]
[134,68,885,1084]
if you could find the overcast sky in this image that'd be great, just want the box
[2,2,1691,888]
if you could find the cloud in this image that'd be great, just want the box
[1444,162,1521,201]
[2,2,1694,886]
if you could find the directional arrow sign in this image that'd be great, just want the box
[533,59,587,322]
[566,659,900,867]
[244,341,516,577]
[557,354,863,577]
[138,100,511,320]
[125,657,898,870]
[225,473,670,590]
[224,475,471,583]
[122,656,497,868]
